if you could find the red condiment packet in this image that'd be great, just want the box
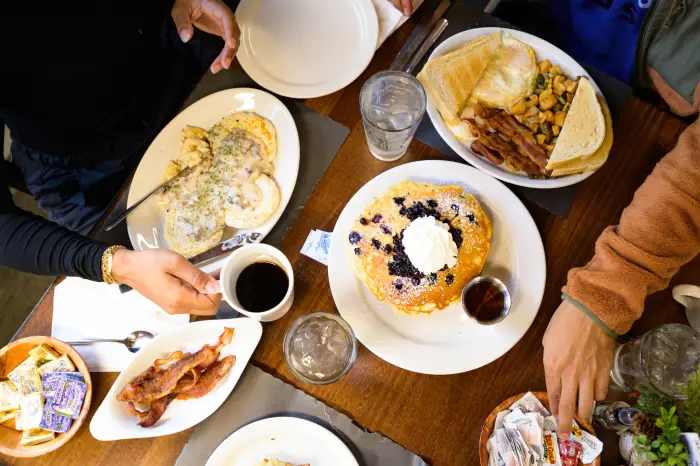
[558,439,582,466]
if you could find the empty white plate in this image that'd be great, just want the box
[206,417,359,466]
[236,0,379,98]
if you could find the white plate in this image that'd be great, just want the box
[126,88,299,274]
[426,28,607,189]
[90,318,262,440]
[205,417,359,466]
[236,0,379,99]
[328,161,546,374]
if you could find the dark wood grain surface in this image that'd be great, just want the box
[2,13,695,466]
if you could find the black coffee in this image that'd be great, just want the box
[235,262,289,313]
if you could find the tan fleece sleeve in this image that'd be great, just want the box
[563,119,700,335]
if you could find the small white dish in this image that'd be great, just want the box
[425,28,608,189]
[236,0,379,98]
[673,285,700,332]
[219,244,294,322]
[126,88,300,274]
[205,417,359,466]
[90,318,262,440]
[327,160,546,374]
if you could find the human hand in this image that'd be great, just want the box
[389,0,413,16]
[542,300,615,438]
[112,248,221,316]
[172,0,241,74]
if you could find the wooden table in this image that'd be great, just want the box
[3,14,696,466]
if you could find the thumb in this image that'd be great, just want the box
[171,3,195,43]
[168,255,220,295]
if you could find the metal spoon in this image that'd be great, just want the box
[68,331,155,353]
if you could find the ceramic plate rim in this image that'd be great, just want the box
[126,87,299,274]
[205,416,359,466]
[426,27,607,189]
[89,318,263,440]
[236,0,379,99]
[328,160,546,374]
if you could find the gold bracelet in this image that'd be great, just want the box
[101,245,126,285]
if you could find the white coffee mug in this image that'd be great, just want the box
[672,284,700,332]
[218,243,294,322]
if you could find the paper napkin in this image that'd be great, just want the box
[52,278,189,372]
[373,0,425,49]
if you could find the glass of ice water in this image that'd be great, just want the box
[610,323,700,398]
[360,70,427,162]
[283,312,357,385]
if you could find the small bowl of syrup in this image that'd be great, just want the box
[461,276,511,325]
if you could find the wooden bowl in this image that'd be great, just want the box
[0,336,92,458]
[479,392,601,466]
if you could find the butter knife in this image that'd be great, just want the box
[390,0,452,72]
[118,231,263,293]
[404,18,449,74]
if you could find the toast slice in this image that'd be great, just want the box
[551,96,613,176]
[546,77,606,170]
[417,32,501,126]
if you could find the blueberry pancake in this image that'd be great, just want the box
[349,181,491,315]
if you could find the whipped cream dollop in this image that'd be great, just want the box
[402,216,458,274]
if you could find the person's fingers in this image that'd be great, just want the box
[213,44,236,72]
[171,282,221,312]
[545,369,562,417]
[213,3,239,49]
[577,377,595,420]
[557,376,577,439]
[594,369,609,401]
[171,3,195,43]
[401,0,413,15]
[167,254,219,295]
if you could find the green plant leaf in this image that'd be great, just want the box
[649,452,659,461]
[658,418,666,427]
[680,452,689,460]
[674,443,685,455]
[669,457,679,465]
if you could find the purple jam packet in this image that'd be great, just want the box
[39,402,72,433]
[41,372,84,399]
[51,378,87,419]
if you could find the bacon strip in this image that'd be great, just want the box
[117,328,234,404]
[176,356,236,400]
[195,327,234,372]
[155,351,186,369]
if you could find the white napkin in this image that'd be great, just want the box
[52,277,189,372]
[373,0,425,49]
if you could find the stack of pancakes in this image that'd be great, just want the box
[349,181,492,315]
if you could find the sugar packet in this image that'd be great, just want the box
[571,420,603,464]
[543,431,562,465]
[509,391,551,417]
[42,372,84,399]
[301,230,331,265]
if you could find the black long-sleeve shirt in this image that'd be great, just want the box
[0,1,176,281]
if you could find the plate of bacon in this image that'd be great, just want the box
[90,318,262,440]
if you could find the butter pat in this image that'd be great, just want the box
[38,355,75,375]
[0,380,20,411]
[29,344,60,366]
[8,357,42,395]
[20,428,55,446]
[18,393,44,429]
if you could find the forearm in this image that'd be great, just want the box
[0,208,108,281]
[564,119,700,335]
